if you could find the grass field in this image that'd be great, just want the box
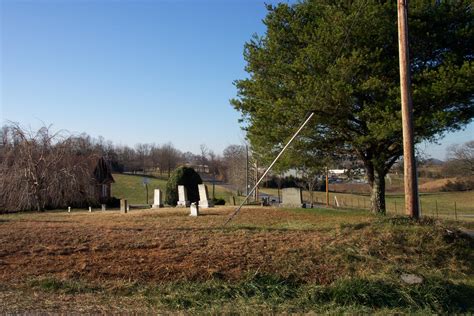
[111,173,473,220]
[0,206,473,313]
[260,188,474,220]
[112,173,244,205]
[111,173,168,204]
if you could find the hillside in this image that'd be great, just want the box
[111,173,239,205]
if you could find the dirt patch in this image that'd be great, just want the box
[0,207,366,285]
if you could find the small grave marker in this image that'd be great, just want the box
[190,202,199,216]
[120,199,128,213]
[152,189,164,208]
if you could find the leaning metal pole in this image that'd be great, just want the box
[223,111,315,226]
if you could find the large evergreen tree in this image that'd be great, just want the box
[231,0,474,214]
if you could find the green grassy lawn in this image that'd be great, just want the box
[203,182,248,205]
[112,173,167,204]
[112,174,474,220]
[112,173,473,218]
[112,173,246,205]
[260,188,474,219]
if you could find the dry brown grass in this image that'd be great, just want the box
[0,207,472,313]
[418,178,456,192]
[0,207,372,286]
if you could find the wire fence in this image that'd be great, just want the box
[303,193,473,221]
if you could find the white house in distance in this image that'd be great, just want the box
[329,169,346,175]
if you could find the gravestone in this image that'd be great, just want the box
[120,199,128,213]
[152,189,164,208]
[190,202,199,216]
[89,206,92,212]
[177,185,190,207]
[101,204,106,211]
[281,188,303,208]
[68,206,71,213]
[198,184,214,208]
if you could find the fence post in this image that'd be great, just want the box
[454,202,457,220]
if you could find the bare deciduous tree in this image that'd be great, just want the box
[223,144,247,195]
[447,140,474,175]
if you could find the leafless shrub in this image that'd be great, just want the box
[446,140,474,175]
[0,123,98,212]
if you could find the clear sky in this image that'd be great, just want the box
[1,0,472,159]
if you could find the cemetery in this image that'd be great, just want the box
[0,167,473,313]
[1,0,473,313]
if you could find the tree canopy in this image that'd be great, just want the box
[231,0,474,213]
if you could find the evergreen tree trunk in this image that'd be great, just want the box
[366,164,386,215]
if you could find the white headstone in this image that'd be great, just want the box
[89,206,92,212]
[101,204,106,211]
[177,185,190,207]
[281,188,303,208]
[120,199,128,213]
[190,202,199,216]
[68,206,71,213]
[152,189,164,208]
[198,184,214,208]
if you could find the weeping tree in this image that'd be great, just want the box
[0,123,99,212]
[231,0,474,214]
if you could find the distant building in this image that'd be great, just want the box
[86,156,115,202]
[329,169,347,175]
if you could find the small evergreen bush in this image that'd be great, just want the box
[165,167,202,206]
[212,198,226,205]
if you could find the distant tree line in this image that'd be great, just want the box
[0,122,260,210]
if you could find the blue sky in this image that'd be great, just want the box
[1,0,472,159]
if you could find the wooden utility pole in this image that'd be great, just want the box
[326,167,329,207]
[397,0,420,219]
